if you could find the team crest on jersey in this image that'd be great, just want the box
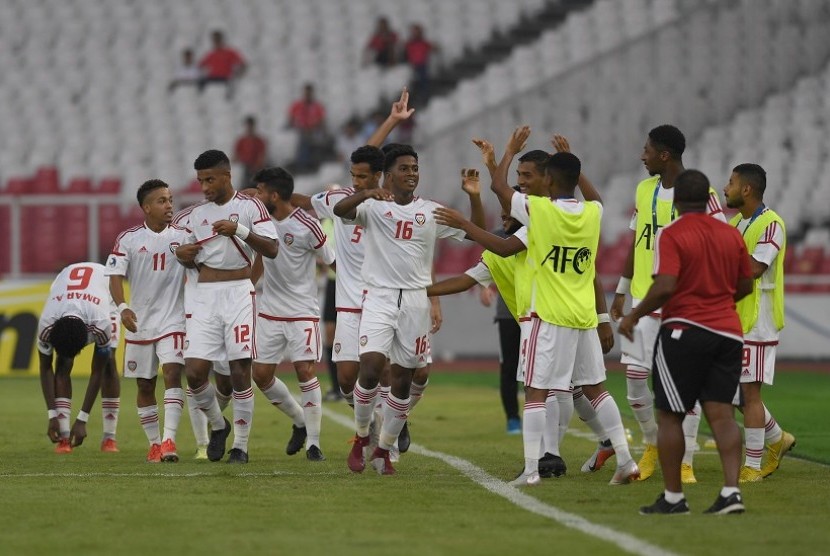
[168,242,180,254]
[334,342,341,354]
[359,335,368,346]
[127,361,137,372]
[282,233,295,246]
[229,213,239,223]
[415,213,426,226]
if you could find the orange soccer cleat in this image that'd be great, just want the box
[100,438,120,453]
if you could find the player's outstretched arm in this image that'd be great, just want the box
[367,87,415,147]
[461,168,486,229]
[434,207,525,256]
[618,275,676,341]
[70,349,108,447]
[39,351,60,442]
[109,275,137,333]
[493,126,530,213]
[551,134,602,204]
[426,274,479,297]
[290,193,313,211]
[333,188,393,220]
[472,138,498,177]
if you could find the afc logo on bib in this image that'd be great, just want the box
[542,245,592,274]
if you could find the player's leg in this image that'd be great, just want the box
[213,363,233,411]
[739,374,765,482]
[322,279,340,401]
[53,354,75,452]
[573,387,615,472]
[333,311,361,405]
[497,317,521,434]
[157,334,186,462]
[100,351,121,451]
[126,341,161,461]
[290,319,325,461]
[681,402,701,483]
[624,315,660,479]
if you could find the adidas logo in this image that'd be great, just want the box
[105,414,116,420]
[395,413,407,420]
[304,347,313,354]
[304,402,316,408]
[234,419,248,426]
[138,246,148,253]
[201,219,209,226]
[242,345,250,351]
[384,211,394,218]
[175,352,183,358]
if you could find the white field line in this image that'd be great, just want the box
[321,406,681,556]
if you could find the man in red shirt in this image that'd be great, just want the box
[234,116,268,188]
[619,169,754,516]
[199,30,246,95]
[405,24,439,105]
[287,84,328,172]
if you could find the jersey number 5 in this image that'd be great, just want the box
[350,225,363,243]
[395,221,414,240]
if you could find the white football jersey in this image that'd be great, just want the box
[37,262,114,354]
[105,223,189,342]
[311,187,365,310]
[183,192,277,270]
[172,204,204,316]
[352,197,466,289]
[258,208,335,319]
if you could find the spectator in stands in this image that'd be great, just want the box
[233,116,268,188]
[405,24,439,105]
[287,83,329,172]
[168,48,202,92]
[198,30,247,96]
[364,17,398,67]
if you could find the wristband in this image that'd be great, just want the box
[77,411,90,423]
[117,302,129,314]
[615,277,631,295]
[48,409,58,419]
[234,224,250,240]
[597,313,610,324]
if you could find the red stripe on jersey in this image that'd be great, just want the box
[125,330,187,345]
[292,209,326,246]
[336,307,362,313]
[229,236,252,266]
[325,188,353,206]
[112,224,145,252]
[257,313,320,322]
[247,193,271,221]
[172,201,208,226]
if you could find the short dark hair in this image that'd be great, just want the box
[732,163,766,198]
[674,169,710,205]
[518,150,550,175]
[546,152,581,188]
[50,316,89,358]
[136,179,169,207]
[194,150,230,171]
[380,142,403,155]
[253,167,294,200]
[383,144,418,173]
[351,145,385,173]
[648,125,686,159]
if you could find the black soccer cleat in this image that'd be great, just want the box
[538,452,567,478]
[227,448,249,464]
[640,494,691,515]
[398,421,411,453]
[704,492,745,515]
[306,445,326,461]
[286,425,307,456]
[207,417,231,462]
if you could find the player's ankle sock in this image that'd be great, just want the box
[55,397,71,437]
[409,379,428,412]
[191,382,225,431]
[340,387,355,408]
[664,490,685,504]
[260,377,305,426]
[299,378,322,448]
[682,402,701,465]
[376,385,390,413]
[162,388,184,442]
[215,389,232,412]
[627,374,657,445]
[745,427,764,469]
[137,405,161,444]
[379,394,410,450]
[556,388,574,444]
[721,486,740,497]
[542,391,560,457]
[573,388,609,442]
[231,387,254,451]
[101,398,120,439]
[353,383,378,437]
[186,388,209,446]
[763,405,783,444]
[592,392,633,464]
[523,401,545,473]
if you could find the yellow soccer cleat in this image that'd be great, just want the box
[681,463,697,484]
[194,446,208,460]
[761,431,796,478]
[637,444,659,481]
[739,465,763,483]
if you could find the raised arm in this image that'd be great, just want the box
[493,126,530,213]
[333,188,393,220]
[461,168,485,230]
[433,207,525,256]
[472,138,498,178]
[551,134,602,204]
[367,87,415,147]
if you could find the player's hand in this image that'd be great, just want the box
[617,313,638,342]
[460,168,481,196]
[120,308,138,333]
[212,220,238,237]
[433,207,469,230]
[610,294,626,321]
[479,286,495,307]
[505,126,531,156]
[471,138,496,169]
[389,87,415,122]
[597,322,614,354]
[550,134,572,153]
[69,419,87,447]
[364,188,394,201]
[175,243,202,263]
[47,417,60,443]
[430,298,443,334]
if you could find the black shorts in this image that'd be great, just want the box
[652,325,742,413]
[322,279,336,323]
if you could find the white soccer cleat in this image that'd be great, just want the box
[609,459,641,485]
[509,470,541,487]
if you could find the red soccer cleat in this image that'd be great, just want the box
[101,438,120,453]
[347,434,370,473]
